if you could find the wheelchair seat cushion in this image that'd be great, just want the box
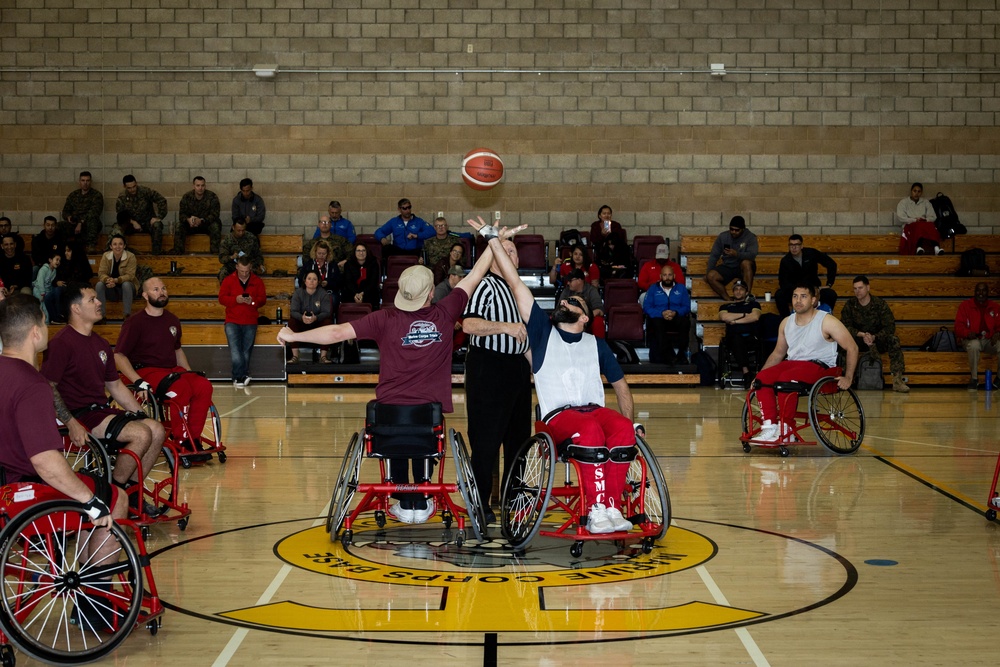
[365,401,443,458]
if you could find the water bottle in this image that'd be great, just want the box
[987,370,994,391]
[680,254,687,269]
[276,307,283,325]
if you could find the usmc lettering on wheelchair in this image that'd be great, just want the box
[206,515,857,639]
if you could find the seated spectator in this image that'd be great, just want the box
[719,280,761,389]
[219,256,266,388]
[896,182,942,255]
[775,234,838,316]
[61,170,104,252]
[595,233,635,282]
[0,234,32,296]
[0,216,25,254]
[638,243,685,293]
[218,219,265,283]
[115,174,167,255]
[326,201,356,244]
[287,270,335,364]
[303,212,351,264]
[374,198,434,258]
[589,204,627,258]
[232,177,266,236]
[47,241,93,323]
[31,216,66,279]
[32,250,61,323]
[432,242,466,285]
[340,241,381,309]
[299,239,340,294]
[95,234,138,320]
[550,245,600,288]
[174,175,222,254]
[840,275,909,393]
[433,264,465,304]
[955,282,1000,389]
[424,217,473,270]
[562,268,606,338]
[704,215,758,300]
[642,264,691,364]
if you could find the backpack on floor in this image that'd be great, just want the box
[920,327,958,353]
[855,355,884,390]
[929,192,967,239]
[607,339,639,365]
[691,350,717,386]
[957,248,989,277]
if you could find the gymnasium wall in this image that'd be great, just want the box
[0,0,997,243]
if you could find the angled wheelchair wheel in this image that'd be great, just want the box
[450,430,488,542]
[500,434,556,549]
[740,389,763,450]
[0,500,143,665]
[327,432,363,540]
[137,390,163,423]
[63,433,113,485]
[808,377,865,455]
[627,436,671,541]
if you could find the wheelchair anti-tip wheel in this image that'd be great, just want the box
[450,429,488,542]
[327,432,363,542]
[0,500,144,665]
[808,377,865,455]
[500,433,556,549]
[625,436,671,542]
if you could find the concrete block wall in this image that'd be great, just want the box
[0,0,997,246]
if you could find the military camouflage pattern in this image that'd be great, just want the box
[424,235,464,269]
[840,294,906,375]
[116,185,167,253]
[303,233,351,264]
[61,188,104,246]
[175,189,222,253]
[218,230,264,282]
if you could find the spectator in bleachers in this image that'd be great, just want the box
[374,198,435,258]
[1,234,32,296]
[218,219,265,283]
[955,282,1000,390]
[95,234,137,320]
[638,243,685,293]
[562,268,606,338]
[340,241,381,309]
[589,204,627,258]
[719,279,761,389]
[287,270,335,364]
[0,217,26,254]
[433,264,465,304]
[32,250,60,323]
[174,176,222,255]
[775,234,838,316]
[232,177,266,236]
[327,200,356,244]
[61,171,104,253]
[550,245,600,288]
[840,275,909,393]
[643,264,691,365]
[303,213,351,264]
[31,216,66,279]
[300,239,340,294]
[896,182,942,255]
[219,255,266,388]
[431,242,466,285]
[595,233,636,282]
[115,174,167,255]
[704,215,758,300]
[424,217,473,270]
[48,242,93,323]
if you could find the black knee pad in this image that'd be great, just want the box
[561,443,610,464]
[609,445,638,463]
[103,412,147,450]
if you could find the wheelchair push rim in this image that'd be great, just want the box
[500,434,556,549]
[626,436,671,541]
[327,432,363,540]
[449,429,488,542]
[808,377,865,455]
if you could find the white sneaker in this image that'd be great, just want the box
[233,378,244,388]
[757,420,780,442]
[915,247,925,255]
[389,502,414,523]
[409,499,435,524]
[605,506,633,532]
[781,424,801,443]
[587,503,616,534]
[243,376,251,387]
[934,246,943,255]
[991,496,1000,509]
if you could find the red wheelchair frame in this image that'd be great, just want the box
[326,401,487,548]
[740,369,866,457]
[500,419,671,559]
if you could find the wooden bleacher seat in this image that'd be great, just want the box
[47,323,284,346]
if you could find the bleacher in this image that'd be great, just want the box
[682,234,1000,386]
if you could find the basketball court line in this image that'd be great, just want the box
[696,565,771,667]
[218,396,260,418]
[865,434,997,455]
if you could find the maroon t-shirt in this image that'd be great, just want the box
[0,357,64,482]
[41,326,118,411]
[116,309,183,368]
[351,289,468,413]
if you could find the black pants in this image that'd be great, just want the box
[647,315,690,364]
[725,330,758,370]
[465,346,532,507]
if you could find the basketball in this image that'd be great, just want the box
[462,148,504,190]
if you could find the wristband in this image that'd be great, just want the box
[136,380,152,392]
[478,225,498,240]
[83,495,111,521]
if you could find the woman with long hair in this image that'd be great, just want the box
[339,242,381,309]
[432,242,465,284]
[550,245,600,288]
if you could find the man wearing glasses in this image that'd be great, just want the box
[704,215,758,300]
[775,234,838,316]
[374,198,435,259]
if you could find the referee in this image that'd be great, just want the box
[463,238,532,523]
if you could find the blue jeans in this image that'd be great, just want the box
[224,323,257,380]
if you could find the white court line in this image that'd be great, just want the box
[218,396,260,418]
[696,565,771,667]
[865,434,997,454]
[212,502,332,666]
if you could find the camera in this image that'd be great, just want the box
[304,310,314,318]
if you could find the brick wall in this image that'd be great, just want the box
[0,0,997,243]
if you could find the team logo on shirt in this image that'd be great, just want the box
[400,320,443,348]
[170,326,178,338]
[99,351,107,365]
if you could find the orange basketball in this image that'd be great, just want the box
[462,148,504,191]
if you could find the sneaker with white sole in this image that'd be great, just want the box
[757,420,780,442]
[605,506,634,532]
[233,378,244,388]
[243,376,251,387]
[781,424,801,443]
[586,503,617,534]
[389,502,414,523]
[409,499,435,524]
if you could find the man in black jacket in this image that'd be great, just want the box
[775,234,838,316]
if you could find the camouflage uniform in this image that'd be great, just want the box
[303,233,351,264]
[61,187,104,248]
[115,186,168,254]
[424,235,464,269]
[175,189,222,254]
[218,230,264,282]
[840,294,905,376]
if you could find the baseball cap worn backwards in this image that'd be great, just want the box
[395,265,434,312]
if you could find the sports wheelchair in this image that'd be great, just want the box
[500,410,670,558]
[740,371,866,457]
[326,401,487,547]
[0,472,164,666]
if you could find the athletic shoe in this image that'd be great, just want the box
[233,378,244,388]
[410,499,435,524]
[934,246,944,255]
[992,496,1000,509]
[605,506,633,532]
[243,376,252,387]
[968,379,979,390]
[586,503,616,534]
[892,377,910,393]
[71,596,117,633]
[757,420,780,442]
[389,502,414,523]
[781,424,801,443]
[915,247,925,255]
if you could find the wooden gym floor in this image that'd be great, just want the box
[23,384,1000,666]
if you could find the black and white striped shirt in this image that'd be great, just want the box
[463,272,529,355]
